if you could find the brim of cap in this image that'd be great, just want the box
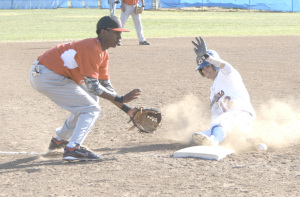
[195,61,211,71]
[108,28,130,32]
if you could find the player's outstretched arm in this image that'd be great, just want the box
[205,55,226,69]
[84,76,142,115]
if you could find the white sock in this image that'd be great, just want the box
[54,136,63,141]
[66,142,76,149]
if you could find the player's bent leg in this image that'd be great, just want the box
[132,12,145,43]
[31,66,101,154]
[211,125,226,144]
[68,105,101,146]
[55,113,78,140]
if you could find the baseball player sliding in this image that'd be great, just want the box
[191,37,256,146]
[29,15,141,161]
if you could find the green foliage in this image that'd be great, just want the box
[0,8,299,42]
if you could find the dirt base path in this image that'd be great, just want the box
[0,36,299,196]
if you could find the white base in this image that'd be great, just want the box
[173,146,234,161]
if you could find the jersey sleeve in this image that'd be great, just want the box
[220,63,233,75]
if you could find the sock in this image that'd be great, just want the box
[54,136,63,141]
[66,142,76,149]
[211,125,226,143]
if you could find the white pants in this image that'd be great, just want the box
[29,62,101,146]
[120,3,145,42]
[108,0,117,16]
[199,110,254,138]
[211,110,254,134]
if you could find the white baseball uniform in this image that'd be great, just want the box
[198,57,255,142]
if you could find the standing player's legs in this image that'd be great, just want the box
[120,3,133,28]
[109,0,116,16]
[131,8,146,43]
[119,4,134,45]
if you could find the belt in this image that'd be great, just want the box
[32,60,40,76]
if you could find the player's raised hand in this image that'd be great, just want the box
[122,89,142,103]
[192,36,207,57]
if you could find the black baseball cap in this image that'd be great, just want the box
[96,15,129,34]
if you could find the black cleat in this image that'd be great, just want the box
[63,145,100,161]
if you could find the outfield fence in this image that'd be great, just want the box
[0,0,299,12]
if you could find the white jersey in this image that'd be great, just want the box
[210,62,255,121]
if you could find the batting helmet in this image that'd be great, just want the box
[196,50,220,77]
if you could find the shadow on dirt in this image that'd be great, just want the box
[95,142,188,154]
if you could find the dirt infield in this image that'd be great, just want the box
[0,36,300,196]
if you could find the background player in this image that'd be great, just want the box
[120,0,150,45]
[191,37,256,146]
[29,15,141,161]
[108,0,120,16]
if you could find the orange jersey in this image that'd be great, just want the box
[124,0,139,5]
[38,38,109,84]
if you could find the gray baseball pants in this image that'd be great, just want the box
[29,61,101,146]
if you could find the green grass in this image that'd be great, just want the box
[0,8,299,42]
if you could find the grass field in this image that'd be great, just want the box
[0,8,300,42]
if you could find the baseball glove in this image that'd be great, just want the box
[135,5,144,14]
[129,107,162,133]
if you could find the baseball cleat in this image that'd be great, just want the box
[63,145,100,161]
[191,133,215,146]
[139,41,150,45]
[48,137,68,150]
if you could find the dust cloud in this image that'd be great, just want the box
[251,100,300,149]
[162,95,300,152]
[161,94,210,144]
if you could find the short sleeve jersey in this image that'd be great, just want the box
[124,0,139,5]
[210,63,255,120]
[38,38,109,84]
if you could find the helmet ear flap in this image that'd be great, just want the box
[198,69,205,77]
[212,65,220,71]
